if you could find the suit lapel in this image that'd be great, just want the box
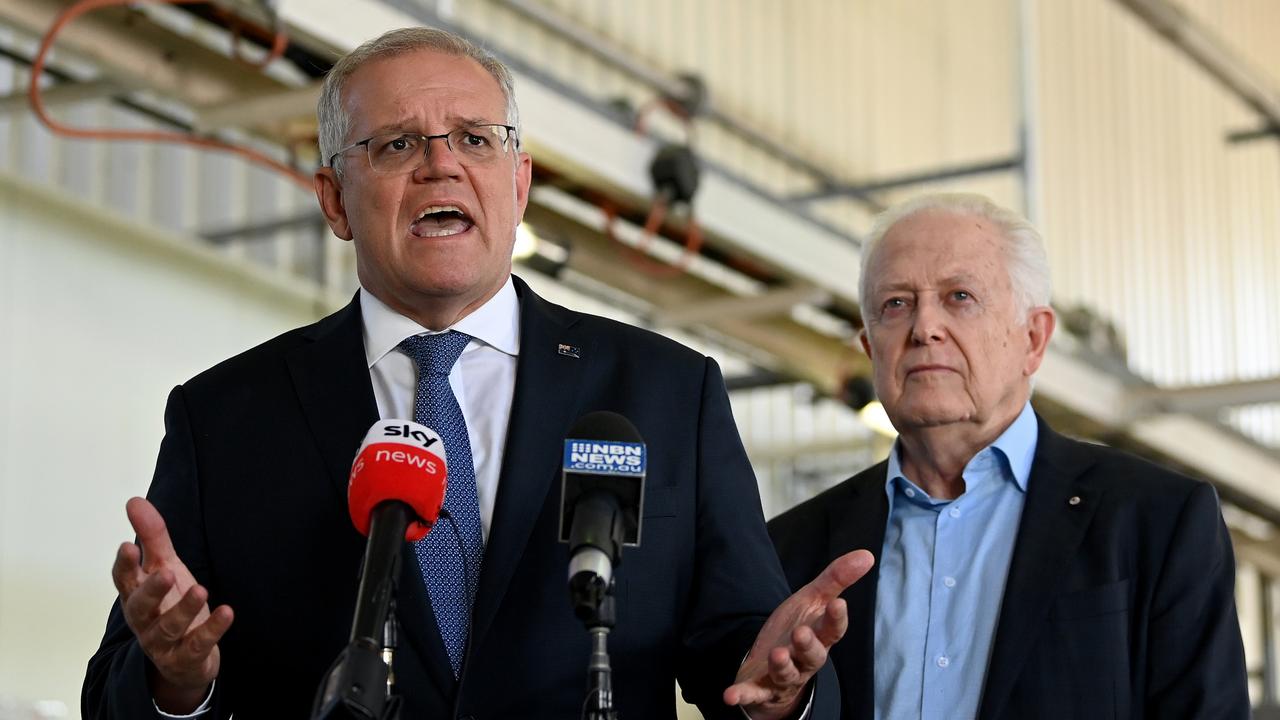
[978,417,1101,720]
[827,463,890,717]
[285,295,380,502]
[467,276,589,658]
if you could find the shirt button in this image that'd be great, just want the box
[937,655,950,668]
[948,507,961,518]
[904,487,916,498]
[943,576,956,588]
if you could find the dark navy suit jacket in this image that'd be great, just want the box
[84,276,825,719]
[769,417,1249,720]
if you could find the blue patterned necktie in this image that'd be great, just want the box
[398,331,485,678]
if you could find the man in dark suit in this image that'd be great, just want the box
[84,27,870,720]
[769,193,1249,719]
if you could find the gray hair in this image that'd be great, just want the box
[318,27,520,173]
[859,192,1052,326]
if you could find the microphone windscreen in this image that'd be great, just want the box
[348,420,448,541]
[566,411,643,443]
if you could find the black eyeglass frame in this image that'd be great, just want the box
[326,123,519,171]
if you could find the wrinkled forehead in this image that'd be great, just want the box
[868,211,1012,291]
[342,49,507,135]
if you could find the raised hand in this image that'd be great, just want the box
[112,497,234,713]
[724,549,874,720]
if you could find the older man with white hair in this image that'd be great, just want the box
[769,193,1249,719]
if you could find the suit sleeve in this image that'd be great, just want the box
[1145,481,1249,719]
[674,358,839,719]
[82,386,226,719]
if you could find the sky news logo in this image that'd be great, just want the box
[563,440,646,475]
[381,423,440,449]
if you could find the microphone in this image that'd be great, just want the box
[559,411,646,619]
[345,420,448,641]
[312,419,448,720]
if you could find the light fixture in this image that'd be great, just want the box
[858,401,898,438]
[840,374,897,438]
[513,222,540,260]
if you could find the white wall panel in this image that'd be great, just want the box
[0,172,340,714]
[1033,0,1280,444]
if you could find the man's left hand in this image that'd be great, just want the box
[724,550,874,720]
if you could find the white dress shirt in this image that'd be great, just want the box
[360,277,521,541]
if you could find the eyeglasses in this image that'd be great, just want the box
[328,124,518,174]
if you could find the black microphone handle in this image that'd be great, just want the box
[350,500,414,645]
[568,490,626,619]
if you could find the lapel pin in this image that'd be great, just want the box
[557,343,581,359]
[1068,495,1082,506]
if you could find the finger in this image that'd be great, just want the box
[767,644,803,689]
[787,624,828,675]
[723,681,769,707]
[126,497,178,566]
[182,605,235,660]
[112,542,144,598]
[811,597,849,648]
[805,549,875,599]
[150,584,208,645]
[122,569,176,631]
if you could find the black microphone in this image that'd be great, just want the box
[559,411,646,619]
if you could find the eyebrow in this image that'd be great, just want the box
[362,116,500,137]
[871,274,984,295]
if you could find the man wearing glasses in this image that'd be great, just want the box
[84,27,868,720]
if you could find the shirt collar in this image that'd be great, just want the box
[885,400,1039,498]
[360,276,521,369]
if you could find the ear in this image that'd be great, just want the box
[1022,306,1056,376]
[314,166,353,241]
[514,151,533,220]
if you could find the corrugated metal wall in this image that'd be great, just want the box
[1033,0,1280,445]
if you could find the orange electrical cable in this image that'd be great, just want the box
[602,199,705,278]
[28,0,310,190]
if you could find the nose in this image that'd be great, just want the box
[412,135,463,181]
[910,298,948,345]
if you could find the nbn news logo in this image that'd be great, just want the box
[563,440,646,475]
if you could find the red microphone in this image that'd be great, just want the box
[314,420,451,717]
[348,420,449,541]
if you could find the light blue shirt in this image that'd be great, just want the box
[873,402,1039,720]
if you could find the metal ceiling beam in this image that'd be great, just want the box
[792,155,1023,203]
[1115,0,1280,127]
[1125,377,1280,419]
[0,77,118,113]
[521,190,863,396]
[0,0,284,110]
[652,285,831,328]
[193,84,319,132]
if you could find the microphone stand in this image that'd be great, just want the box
[580,583,619,720]
[311,503,411,720]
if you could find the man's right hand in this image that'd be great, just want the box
[112,497,234,714]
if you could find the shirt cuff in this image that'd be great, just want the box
[153,679,215,718]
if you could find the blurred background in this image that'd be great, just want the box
[0,0,1277,716]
